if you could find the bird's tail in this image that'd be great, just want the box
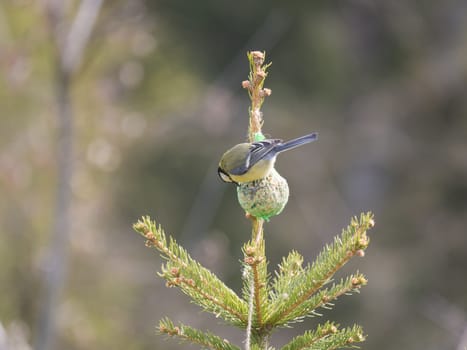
[275,133,318,153]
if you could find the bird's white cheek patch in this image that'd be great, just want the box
[219,172,233,183]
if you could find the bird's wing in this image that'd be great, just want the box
[229,139,282,175]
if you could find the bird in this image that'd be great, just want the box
[218,132,318,184]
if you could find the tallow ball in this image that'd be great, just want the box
[237,168,289,220]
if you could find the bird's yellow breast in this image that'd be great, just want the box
[229,158,275,183]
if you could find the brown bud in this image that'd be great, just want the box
[170,267,180,277]
[242,80,251,89]
[245,246,256,256]
[251,51,265,65]
[356,249,365,257]
[244,256,255,265]
[185,278,195,287]
[262,88,272,96]
[251,51,264,59]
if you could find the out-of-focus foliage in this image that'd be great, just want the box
[1,0,466,349]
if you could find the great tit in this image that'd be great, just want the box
[218,132,318,184]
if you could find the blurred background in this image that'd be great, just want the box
[1,0,467,349]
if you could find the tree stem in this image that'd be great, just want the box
[244,51,270,350]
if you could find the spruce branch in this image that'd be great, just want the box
[134,216,248,326]
[281,323,365,350]
[280,321,339,350]
[275,273,367,326]
[159,318,240,350]
[266,255,368,326]
[265,212,374,326]
[269,251,305,300]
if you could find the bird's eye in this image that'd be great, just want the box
[218,168,233,183]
